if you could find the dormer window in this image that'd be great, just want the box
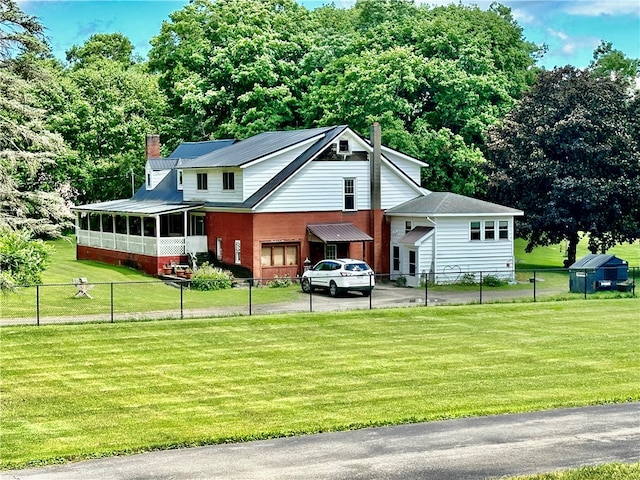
[177,169,183,190]
[146,172,151,188]
[338,140,349,153]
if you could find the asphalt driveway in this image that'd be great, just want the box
[3,402,639,480]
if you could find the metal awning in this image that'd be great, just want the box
[72,200,204,216]
[397,226,433,244]
[307,223,373,243]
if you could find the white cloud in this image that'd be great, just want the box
[564,0,640,17]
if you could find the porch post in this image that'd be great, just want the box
[156,215,161,256]
[183,211,188,254]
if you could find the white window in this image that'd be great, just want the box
[470,221,481,241]
[223,172,235,191]
[326,244,337,259]
[177,169,183,190]
[499,221,509,240]
[405,221,412,233]
[338,140,349,152]
[216,237,222,260]
[343,178,356,211]
[234,240,241,265]
[485,221,495,240]
[190,214,205,236]
[146,172,151,188]
[197,173,208,191]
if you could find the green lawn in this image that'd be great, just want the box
[1,299,638,469]
[511,463,640,480]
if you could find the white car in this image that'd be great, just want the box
[301,258,375,297]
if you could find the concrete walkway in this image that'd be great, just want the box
[3,403,639,480]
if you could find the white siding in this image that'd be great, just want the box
[147,168,170,190]
[381,165,424,209]
[433,217,515,282]
[382,150,423,185]
[242,143,312,200]
[183,168,244,203]
[256,161,371,212]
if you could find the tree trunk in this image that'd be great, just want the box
[566,233,579,267]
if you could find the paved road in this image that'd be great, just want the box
[3,403,639,480]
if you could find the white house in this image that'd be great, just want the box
[72,124,523,283]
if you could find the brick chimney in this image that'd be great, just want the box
[146,134,160,159]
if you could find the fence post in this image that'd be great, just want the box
[309,278,313,313]
[249,278,252,316]
[583,268,587,300]
[479,271,483,304]
[36,284,40,326]
[369,274,373,310]
[110,282,114,323]
[180,282,184,319]
[533,270,537,302]
[424,273,428,307]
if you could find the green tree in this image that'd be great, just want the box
[42,34,167,203]
[0,0,73,237]
[0,227,53,291]
[486,66,640,265]
[589,41,640,81]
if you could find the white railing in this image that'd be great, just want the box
[77,231,210,256]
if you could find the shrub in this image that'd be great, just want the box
[482,274,507,287]
[459,273,476,285]
[190,262,235,291]
[396,276,407,287]
[267,274,293,288]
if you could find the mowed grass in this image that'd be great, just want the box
[511,463,640,480]
[1,299,638,469]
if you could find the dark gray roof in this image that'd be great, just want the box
[183,126,340,168]
[569,254,623,270]
[386,192,524,216]
[169,140,235,159]
[397,226,434,244]
[148,158,178,170]
[307,223,373,243]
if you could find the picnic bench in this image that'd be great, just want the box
[73,278,94,299]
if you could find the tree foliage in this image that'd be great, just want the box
[149,0,541,193]
[0,227,53,291]
[486,66,640,265]
[0,0,73,238]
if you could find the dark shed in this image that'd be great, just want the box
[568,254,628,293]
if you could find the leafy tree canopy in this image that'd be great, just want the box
[486,66,640,265]
[149,0,541,194]
[65,32,136,68]
[0,0,73,238]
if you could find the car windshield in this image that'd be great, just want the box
[345,263,370,272]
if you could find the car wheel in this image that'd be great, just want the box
[301,278,312,293]
[329,281,339,297]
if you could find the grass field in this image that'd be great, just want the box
[1,299,638,469]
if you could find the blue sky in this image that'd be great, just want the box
[18,0,640,69]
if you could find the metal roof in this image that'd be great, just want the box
[386,192,524,216]
[568,254,623,270]
[183,126,339,168]
[72,199,203,215]
[132,169,183,203]
[147,158,178,170]
[169,139,236,159]
[307,223,373,243]
[397,226,434,244]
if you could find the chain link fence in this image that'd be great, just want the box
[1,267,636,326]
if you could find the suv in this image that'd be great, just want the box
[301,258,375,297]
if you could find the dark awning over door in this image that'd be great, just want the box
[307,223,373,243]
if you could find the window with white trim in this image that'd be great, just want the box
[177,170,183,190]
[499,221,509,239]
[485,220,495,240]
[197,173,208,191]
[405,220,412,233]
[216,238,222,260]
[470,221,481,241]
[234,240,241,264]
[223,172,235,191]
[343,178,356,211]
[326,244,337,259]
